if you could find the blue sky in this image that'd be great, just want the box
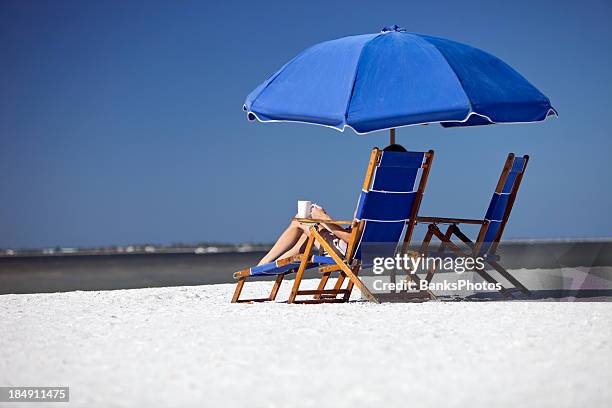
[1,0,611,248]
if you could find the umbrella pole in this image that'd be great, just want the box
[389,128,396,145]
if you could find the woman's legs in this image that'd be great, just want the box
[277,232,310,259]
[257,219,307,265]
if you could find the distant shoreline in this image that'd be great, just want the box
[0,245,273,259]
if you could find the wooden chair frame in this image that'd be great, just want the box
[416,153,530,299]
[231,148,435,304]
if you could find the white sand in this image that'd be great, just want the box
[1,279,611,408]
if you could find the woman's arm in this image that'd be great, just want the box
[311,206,352,243]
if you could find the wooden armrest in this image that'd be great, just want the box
[416,216,485,225]
[292,217,354,225]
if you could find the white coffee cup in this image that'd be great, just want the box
[297,200,312,218]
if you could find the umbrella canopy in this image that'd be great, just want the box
[244,25,557,134]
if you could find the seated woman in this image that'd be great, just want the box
[257,205,351,266]
[257,144,407,266]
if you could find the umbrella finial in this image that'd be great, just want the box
[381,25,406,33]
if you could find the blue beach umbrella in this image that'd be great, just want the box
[244,25,557,139]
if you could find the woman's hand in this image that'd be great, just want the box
[311,205,331,220]
[311,205,351,242]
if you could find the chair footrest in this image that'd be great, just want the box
[293,298,347,304]
[296,289,351,296]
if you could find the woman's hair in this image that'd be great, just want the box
[383,144,408,152]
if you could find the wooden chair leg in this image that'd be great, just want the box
[429,224,512,299]
[334,272,346,292]
[425,265,436,284]
[313,272,331,299]
[389,266,397,293]
[288,234,316,304]
[313,229,379,303]
[342,265,359,301]
[420,225,435,255]
[451,225,476,249]
[396,240,436,299]
[269,274,284,301]
[339,262,377,303]
[437,225,454,255]
[310,271,348,301]
[400,268,436,300]
[419,225,439,293]
[474,267,513,299]
[231,277,246,303]
[488,260,531,296]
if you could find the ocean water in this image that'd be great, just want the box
[0,252,269,295]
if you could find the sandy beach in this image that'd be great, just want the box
[1,278,611,408]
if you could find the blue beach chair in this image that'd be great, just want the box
[231,147,435,304]
[417,153,531,298]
